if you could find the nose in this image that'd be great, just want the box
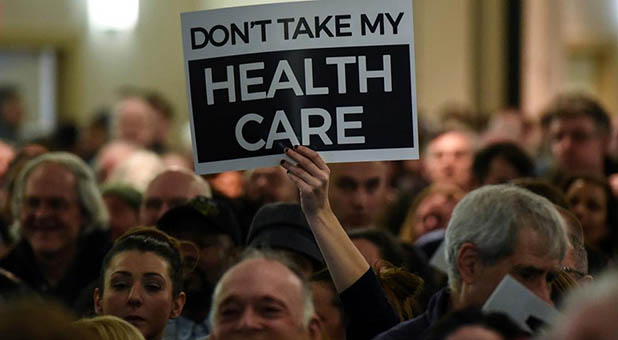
[527,279,553,306]
[350,189,368,209]
[557,135,574,153]
[127,284,144,307]
[32,202,54,220]
[237,307,261,330]
[571,203,586,222]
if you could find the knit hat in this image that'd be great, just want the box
[247,202,324,266]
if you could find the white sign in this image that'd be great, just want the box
[482,275,559,333]
[181,0,419,174]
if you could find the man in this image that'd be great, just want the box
[158,196,241,340]
[542,94,615,178]
[245,166,298,205]
[373,184,568,339]
[100,183,142,241]
[422,130,476,190]
[280,146,567,339]
[112,92,158,150]
[0,152,110,307]
[234,166,300,237]
[328,161,392,230]
[246,202,325,277]
[208,250,322,340]
[140,168,212,226]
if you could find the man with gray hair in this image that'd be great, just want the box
[373,184,568,339]
[0,152,110,307]
[208,249,321,340]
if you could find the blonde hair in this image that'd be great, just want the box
[74,315,145,340]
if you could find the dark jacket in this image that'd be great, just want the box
[0,229,111,309]
[373,287,452,340]
[340,269,399,340]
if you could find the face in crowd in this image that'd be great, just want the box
[103,193,140,241]
[446,186,567,308]
[413,187,462,239]
[20,162,84,258]
[423,131,474,190]
[245,167,298,204]
[310,280,346,340]
[114,96,157,149]
[328,161,391,229]
[140,169,210,226]
[565,178,609,247]
[548,115,608,175]
[95,249,186,340]
[209,257,321,340]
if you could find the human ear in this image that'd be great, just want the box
[93,287,103,315]
[457,242,481,284]
[170,291,187,319]
[307,316,322,340]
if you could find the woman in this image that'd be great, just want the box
[398,183,464,245]
[93,227,187,340]
[563,174,618,262]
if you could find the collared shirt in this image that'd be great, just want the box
[163,315,210,340]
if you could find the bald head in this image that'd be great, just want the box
[139,168,211,226]
[209,255,319,340]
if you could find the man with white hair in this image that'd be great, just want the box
[208,250,321,340]
[0,152,110,307]
[374,184,568,339]
[140,168,212,226]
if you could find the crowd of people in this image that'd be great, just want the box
[0,86,616,340]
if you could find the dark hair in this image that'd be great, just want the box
[563,174,618,258]
[512,178,571,210]
[473,142,534,185]
[541,93,611,136]
[347,228,408,269]
[0,86,18,107]
[98,227,189,296]
[145,91,174,120]
[425,307,528,340]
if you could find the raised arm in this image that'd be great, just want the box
[280,145,369,292]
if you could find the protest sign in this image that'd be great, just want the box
[181,0,418,174]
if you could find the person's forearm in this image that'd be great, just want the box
[306,207,370,292]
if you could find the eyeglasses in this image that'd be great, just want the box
[561,266,587,280]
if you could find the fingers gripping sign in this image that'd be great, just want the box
[280,145,331,214]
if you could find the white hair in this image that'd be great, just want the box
[445,184,567,291]
[11,152,109,236]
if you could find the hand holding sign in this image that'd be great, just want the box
[280,145,371,293]
[280,145,331,216]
